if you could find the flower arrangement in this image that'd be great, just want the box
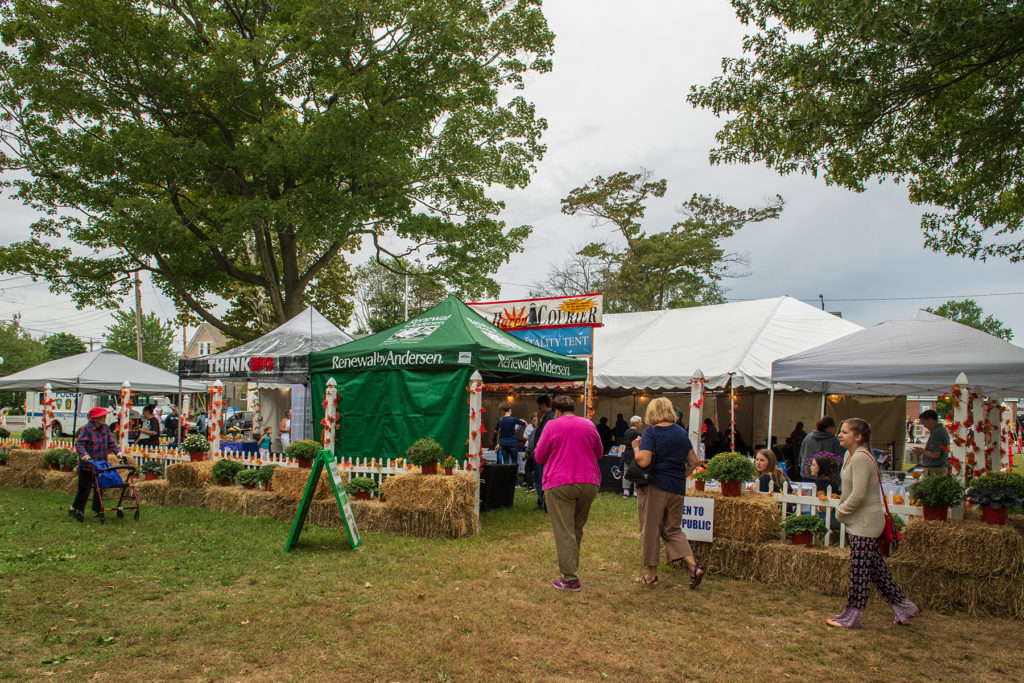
[705,452,757,483]
[780,514,827,537]
[21,426,44,445]
[442,455,458,469]
[256,464,278,488]
[140,460,164,477]
[812,450,842,470]
[910,475,967,508]
[59,450,78,470]
[405,438,444,467]
[0,448,9,464]
[345,476,379,496]
[180,433,210,453]
[235,469,261,488]
[211,459,243,484]
[285,440,322,461]
[692,466,710,482]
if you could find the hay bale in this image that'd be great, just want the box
[691,538,760,580]
[166,461,215,489]
[0,467,28,488]
[898,519,1024,577]
[244,491,296,522]
[753,542,850,597]
[271,467,334,502]
[22,470,48,489]
[686,490,780,542]
[375,473,479,538]
[888,558,1024,619]
[166,487,209,509]
[204,486,250,514]
[308,499,343,528]
[41,471,77,494]
[135,479,167,506]
[8,448,45,471]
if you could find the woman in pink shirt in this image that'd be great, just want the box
[534,394,603,592]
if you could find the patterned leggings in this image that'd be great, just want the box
[846,534,907,609]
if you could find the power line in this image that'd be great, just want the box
[729,291,1024,304]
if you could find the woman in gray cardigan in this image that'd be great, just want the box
[827,418,918,629]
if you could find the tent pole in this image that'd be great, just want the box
[820,389,826,418]
[71,380,80,436]
[728,374,735,451]
[766,381,775,450]
[177,375,183,445]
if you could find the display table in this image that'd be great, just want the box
[479,463,516,512]
[220,441,259,457]
[598,455,622,492]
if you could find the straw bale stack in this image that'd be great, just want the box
[0,467,28,488]
[888,558,1024,619]
[135,479,167,506]
[686,490,780,542]
[8,448,45,471]
[753,543,850,597]
[271,467,334,502]
[691,538,760,580]
[166,461,215,489]
[40,471,77,494]
[308,499,343,528]
[898,519,1024,577]
[166,487,209,508]
[244,491,297,522]
[204,486,251,515]
[22,469,48,489]
[375,473,479,538]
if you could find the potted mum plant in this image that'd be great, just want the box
[692,466,710,492]
[22,427,45,450]
[256,464,278,491]
[442,455,457,475]
[345,476,379,501]
[211,459,243,486]
[910,475,967,521]
[781,514,827,546]
[179,433,210,462]
[43,448,63,470]
[285,440,321,469]
[58,449,78,472]
[0,448,8,466]
[235,469,261,490]
[705,452,758,497]
[0,426,10,439]
[967,472,1024,526]
[406,437,444,475]
[140,460,164,481]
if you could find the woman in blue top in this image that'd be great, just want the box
[631,397,703,589]
[495,401,526,466]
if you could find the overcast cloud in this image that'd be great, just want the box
[1,0,1021,346]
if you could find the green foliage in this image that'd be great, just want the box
[0,427,10,439]
[911,475,967,508]
[21,427,44,444]
[0,449,8,463]
[255,464,278,486]
[0,316,48,410]
[405,438,445,466]
[345,476,379,496]
[58,450,78,469]
[211,459,243,482]
[0,0,554,341]
[442,455,458,469]
[103,311,177,372]
[705,452,758,483]
[44,333,86,360]
[780,514,827,537]
[234,469,260,486]
[925,300,1014,342]
[42,449,63,466]
[967,487,1022,510]
[688,0,1024,263]
[892,514,906,531]
[179,434,210,453]
[353,259,449,334]
[284,440,322,462]
[692,469,711,482]
[968,472,1024,500]
[534,171,783,311]
[139,460,164,476]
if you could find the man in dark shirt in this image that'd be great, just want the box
[533,395,554,512]
[911,409,949,477]
[596,417,614,454]
[69,406,122,521]
[137,404,160,448]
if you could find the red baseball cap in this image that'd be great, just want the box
[88,407,111,419]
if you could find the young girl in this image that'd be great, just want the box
[811,454,841,496]
[754,448,786,492]
[258,426,273,457]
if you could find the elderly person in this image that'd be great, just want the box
[620,415,643,498]
[534,394,603,592]
[828,418,918,628]
[68,406,122,522]
[631,397,703,589]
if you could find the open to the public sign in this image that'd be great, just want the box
[285,449,361,552]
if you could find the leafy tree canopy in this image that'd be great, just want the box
[532,170,783,312]
[44,332,86,360]
[352,259,448,334]
[688,0,1024,262]
[104,310,177,372]
[0,315,48,410]
[925,299,1014,342]
[0,0,553,341]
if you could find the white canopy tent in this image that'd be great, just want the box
[772,310,1024,399]
[0,349,206,394]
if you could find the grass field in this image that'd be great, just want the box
[1,486,1022,681]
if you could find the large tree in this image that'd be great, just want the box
[925,299,1014,342]
[0,316,48,411]
[352,258,448,334]
[44,332,87,360]
[533,171,783,312]
[0,0,552,341]
[104,310,178,372]
[688,1,1024,262]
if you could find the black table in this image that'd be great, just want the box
[480,463,517,512]
[598,455,623,492]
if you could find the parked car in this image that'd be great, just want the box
[223,410,254,433]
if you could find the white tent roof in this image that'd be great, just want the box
[772,310,1024,398]
[0,349,206,394]
[594,297,862,391]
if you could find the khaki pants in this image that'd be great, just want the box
[922,466,948,478]
[545,483,598,581]
[637,485,693,567]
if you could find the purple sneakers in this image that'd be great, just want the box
[552,578,581,592]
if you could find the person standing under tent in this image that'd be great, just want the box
[68,407,122,522]
[620,415,642,498]
[533,395,555,512]
[163,406,180,446]
[613,413,629,444]
[910,409,949,477]
[494,401,526,466]
[279,408,292,452]
[522,415,537,489]
[137,404,160,448]
[596,416,614,454]
[798,416,844,481]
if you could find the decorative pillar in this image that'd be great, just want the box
[41,383,54,448]
[321,377,338,452]
[969,386,984,478]
[182,393,191,433]
[247,382,261,437]
[117,381,132,452]
[1000,402,1013,471]
[467,371,483,518]
[208,380,224,455]
[949,374,968,483]
[688,370,706,458]
[728,376,736,451]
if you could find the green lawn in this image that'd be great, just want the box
[2,486,1023,681]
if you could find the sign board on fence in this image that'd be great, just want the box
[681,497,714,542]
[285,449,361,552]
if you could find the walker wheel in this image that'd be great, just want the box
[134,510,140,521]
[117,510,124,519]
[98,513,105,524]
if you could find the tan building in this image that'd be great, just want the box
[183,323,229,360]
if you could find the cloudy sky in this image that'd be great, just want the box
[1,0,1022,347]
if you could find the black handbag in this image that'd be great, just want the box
[624,427,655,485]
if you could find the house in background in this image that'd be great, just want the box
[183,323,229,360]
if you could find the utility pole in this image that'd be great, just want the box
[818,294,825,311]
[404,272,409,321]
[134,271,145,362]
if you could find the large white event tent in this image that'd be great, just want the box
[0,348,205,394]
[772,310,1024,399]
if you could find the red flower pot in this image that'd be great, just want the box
[790,530,812,546]
[694,480,705,492]
[0,460,6,466]
[877,538,891,557]
[720,480,741,497]
[48,463,59,471]
[296,457,313,469]
[243,483,256,490]
[444,467,453,475]
[61,466,74,472]
[265,482,273,493]
[29,442,43,450]
[421,462,438,475]
[189,452,207,462]
[922,504,948,521]
[144,472,159,481]
[980,505,1008,526]
[217,478,232,486]
[355,491,371,501]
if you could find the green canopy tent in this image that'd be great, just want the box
[309,296,588,461]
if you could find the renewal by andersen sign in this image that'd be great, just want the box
[467,294,603,330]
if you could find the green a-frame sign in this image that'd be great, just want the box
[285,449,361,552]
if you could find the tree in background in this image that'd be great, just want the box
[925,299,1014,342]
[0,0,553,341]
[104,311,177,372]
[0,315,48,411]
[533,171,783,312]
[352,259,448,334]
[44,332,86,360]
[689,1,1024,263]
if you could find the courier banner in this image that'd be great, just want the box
[467,294,603,330]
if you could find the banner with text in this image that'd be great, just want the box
[468,293,603,330]
[507,327,592,357]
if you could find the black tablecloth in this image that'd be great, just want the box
[599,455,622,492]
[480,463,517,512]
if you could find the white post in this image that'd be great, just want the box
[182,393,191,433]
[208,380,224,455]
[983,399,999,474]
[728,376,735,451]
[950,374,968,483]
[322,377,338,452]
[41,383,54,448]
[766,381,776,452]
[117,381,132,452]
[247,382,261,437]
[688,369,705,457]
[970,386,985,478]
[1000,401,1014,471]
[468,370,483,519]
